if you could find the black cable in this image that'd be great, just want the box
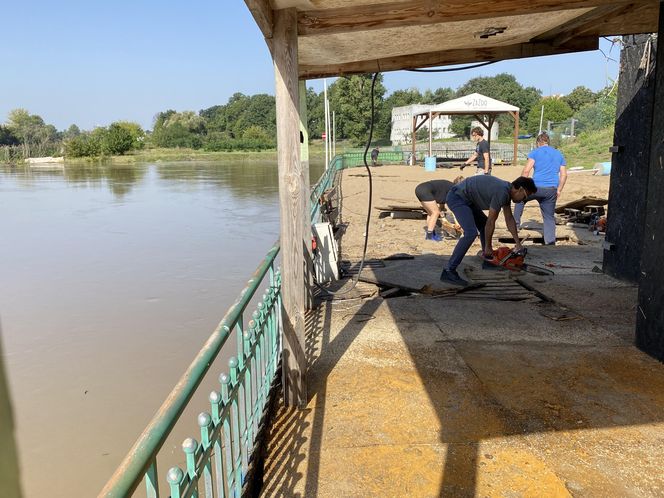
[315,72,378,297]
[406,60,498,73]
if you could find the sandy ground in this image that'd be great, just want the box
[336,165,609,262]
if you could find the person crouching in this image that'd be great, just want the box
[415,176,464,241]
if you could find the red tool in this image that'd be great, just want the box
[486,246,527,270]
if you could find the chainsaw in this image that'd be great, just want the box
[483,246,554,276]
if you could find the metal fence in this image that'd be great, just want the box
[100,245,283,498]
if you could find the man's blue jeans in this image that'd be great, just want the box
[445,188,487,271]
[513,187,558,244]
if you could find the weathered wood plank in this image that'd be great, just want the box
[274,8,307,408]
[299,37,598,79]
[533,4,634,45]
[297,0,649,37]
[244,0,274,39]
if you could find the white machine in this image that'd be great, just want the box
[312,222,339,283]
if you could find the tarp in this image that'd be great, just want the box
[430,93,519,114]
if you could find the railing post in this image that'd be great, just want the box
[209,390,227,498]
[145,459,159,498]
[198,412,214,498]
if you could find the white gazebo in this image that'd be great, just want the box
[412,93,520,164]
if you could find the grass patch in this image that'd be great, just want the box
[560,127,613,169]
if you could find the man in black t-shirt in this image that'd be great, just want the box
[462,126,491,175]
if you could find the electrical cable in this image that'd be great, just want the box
[316,60,501,297]
[406,60,498,73]
[314,72,379,297]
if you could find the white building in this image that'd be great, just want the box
[390,104,453,145]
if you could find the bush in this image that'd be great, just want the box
[65,133,102,157]
[575,94,617,133]
[203,130,275,152]
[151,123,203,149]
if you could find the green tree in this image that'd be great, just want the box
[64,132,102,157]
[329,74,387,145]
[112,121,145,149]
[6,109,58,157]
[305,86,325,138]
[575,92,617,133]
[454,73,541,136]
[563,86,596,113]
[422,87,454,104]
[151,111,204,148]
[526,97,574,134]
[0,126,19,146]
[102,123,134,155]
[63,124,81,140]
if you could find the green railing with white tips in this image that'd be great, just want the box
[99,246,282,498]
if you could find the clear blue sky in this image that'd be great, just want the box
[0,1,621,131]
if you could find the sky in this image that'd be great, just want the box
[0,1,621,131]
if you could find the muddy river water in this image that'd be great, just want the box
[0,159,323,497]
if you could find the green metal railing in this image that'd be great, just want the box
[99,244,282,498]
[310,155,342,221]
[341,150,405,167]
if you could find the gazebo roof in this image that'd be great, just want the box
[429,93,519,115]
[245,0,658,79]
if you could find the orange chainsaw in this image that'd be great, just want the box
[483,246,554,276]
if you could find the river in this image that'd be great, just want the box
[0,159,324,497]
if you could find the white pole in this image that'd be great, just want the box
[538,105,545,134]
[326,95,331,164]
[428,111,433,157]
[332,111,336,158]
[324,79,329,169]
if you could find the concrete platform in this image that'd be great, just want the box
[259,165,663,497]
[260,274,664,497]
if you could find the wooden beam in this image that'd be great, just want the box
[273,8,307,408]
[297,0,649,37]
[299,37,599,80]
[244,0,274,39]
[533,3,636,45]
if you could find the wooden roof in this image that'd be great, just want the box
[245,0,659,79]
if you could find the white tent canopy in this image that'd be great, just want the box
[430,93,519,114]
[412,93,521,164]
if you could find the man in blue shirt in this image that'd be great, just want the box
[514,132,568,245]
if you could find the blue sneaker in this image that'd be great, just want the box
[425,230,443,241]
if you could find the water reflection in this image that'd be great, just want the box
[1,159,324,200]
[0,158,324,498]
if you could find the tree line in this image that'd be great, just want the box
[0,72,616,160]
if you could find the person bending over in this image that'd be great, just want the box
[415,176,464,241]
[513,132,567,245]
[441,175,537,286]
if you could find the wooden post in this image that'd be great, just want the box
[273,8,307,407]
[513,111,520,167]
[299,80,314,311]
